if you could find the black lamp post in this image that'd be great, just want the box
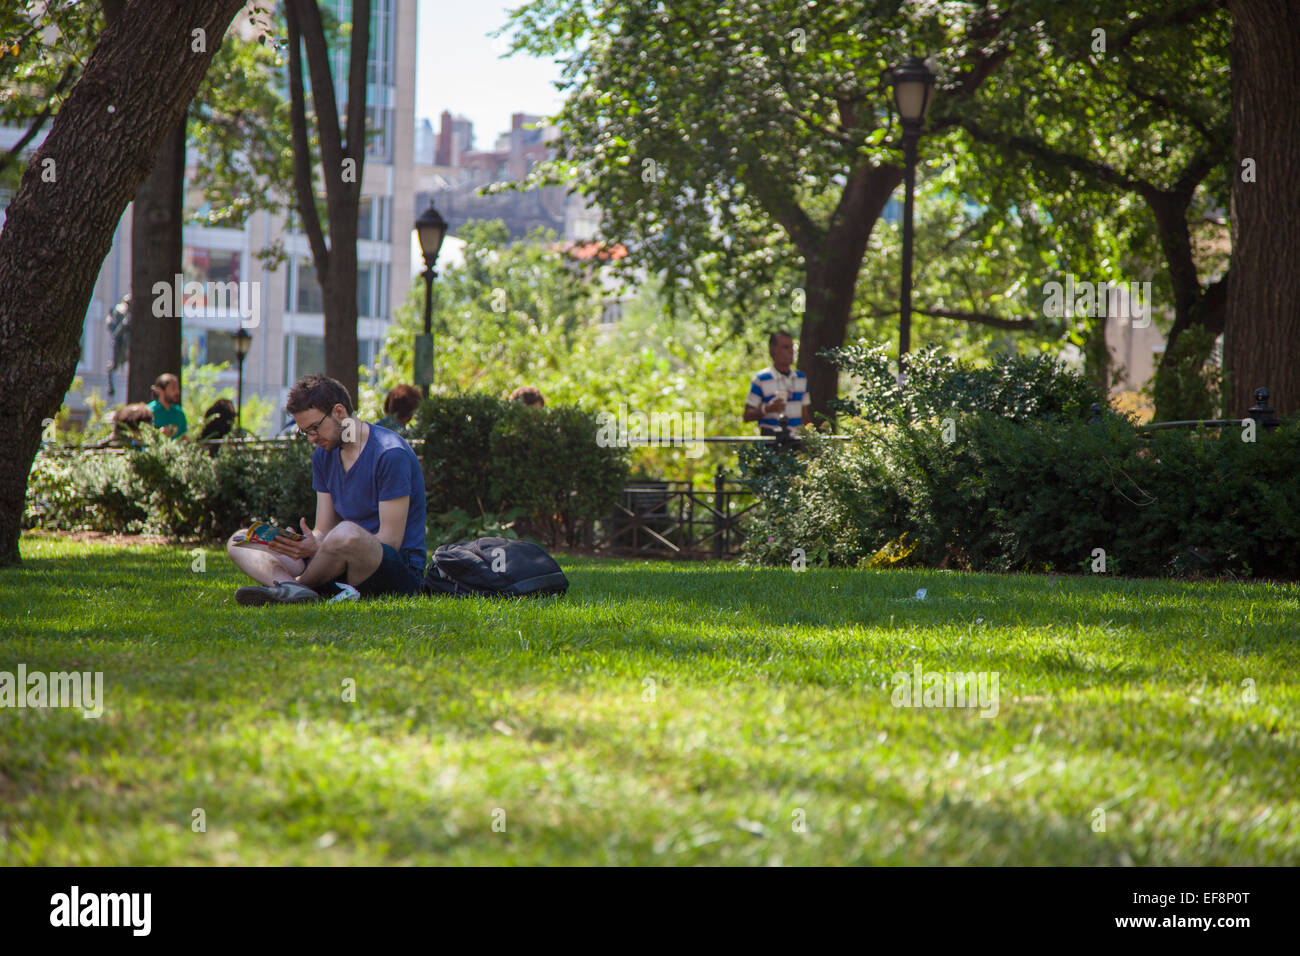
[413,202,448,392]
[890,55,936,378]
[232,327,252,435]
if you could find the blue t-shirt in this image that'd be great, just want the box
[311,422,426,574]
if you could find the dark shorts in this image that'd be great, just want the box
[306,543,424,600]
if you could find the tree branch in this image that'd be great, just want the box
[342,0,369,189]
[285,2,329,273]
[960,117,1150,195]
[0,62,77,178]
[865,304,1041,331]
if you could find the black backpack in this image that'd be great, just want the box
[421,537,569,598]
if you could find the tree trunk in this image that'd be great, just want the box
[323,265,359,402]
[0,0,244,567]
[797,164,903,424]
[285,0,369,405]
[127,114,187,403]
[1224,0,1300,418]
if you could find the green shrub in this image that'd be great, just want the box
[488,403,630,547]
[415,395,629,548]
[825,343,1102,424]
[25,449,147,533]
[427,506,525,549]
[416,393,509,515]
[210,440,316,535]
[743,413,1300,579]
[24,433,315,542]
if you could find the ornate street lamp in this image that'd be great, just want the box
[413,202,448,391]
[232,327,252,435]
[890,55,936,378]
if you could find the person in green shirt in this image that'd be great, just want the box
[146,373,188,439]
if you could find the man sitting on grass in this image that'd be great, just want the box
[226,374,427,605]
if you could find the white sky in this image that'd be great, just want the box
[415,0,566,148]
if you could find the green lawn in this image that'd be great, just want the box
[2,533,1298,865]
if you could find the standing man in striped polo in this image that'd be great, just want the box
[743,331,807,437]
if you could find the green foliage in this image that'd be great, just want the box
[489,403,630,548]
[24,430,314,541]
[181,355,276,439]
[417,392,510,516]
[415,394,629,549]
[24,448,147,534]
[187,15,295,229]
[744,412,1300,579]
[0,1,102,192]
[427,507,525,550]
[1149,324,1224,422]
[371,220,770,483]
[826,343,1103,423]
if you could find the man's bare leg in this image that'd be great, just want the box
[295,521,384,589]
[226,530,306,586]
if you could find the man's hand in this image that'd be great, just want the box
[265,518,320,561]
[764,396,787,415]
[160,424,177,437]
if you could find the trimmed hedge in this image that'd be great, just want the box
[742,413,1300,578]
[417,394,630,547]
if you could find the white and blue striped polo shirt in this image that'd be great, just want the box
[746,366,807,431]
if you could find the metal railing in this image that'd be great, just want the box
[595,473,760,559]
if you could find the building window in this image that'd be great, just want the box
[183,328,240,369]
[360,338,382,384]
[184,248,240,286]
[284,334,326,385]
[365,104,392,160]
[296,261,325,314]
[358,196,374,239]
[357,263,373,318]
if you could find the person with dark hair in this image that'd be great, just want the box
[197,398,237,455]
[375,383,423,434]
[106,402,153,448]
[743,331,807,436]
[225,373,427,605]
[147,372,188,439]
[507,385,545,408]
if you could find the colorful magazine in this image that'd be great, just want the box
[231,521,304,548]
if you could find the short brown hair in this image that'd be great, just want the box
[508,385,545,408]
[114,402,153,429]
[285,373,353,416]
[383,384,423,420]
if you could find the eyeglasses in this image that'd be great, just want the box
[296,412,329,439]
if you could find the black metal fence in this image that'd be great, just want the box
[596,472,759,559]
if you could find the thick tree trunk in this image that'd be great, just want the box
[127,114,187,402]
[0,0,244,567]
[323,267,360,402]
[798,164,903,424]
[1224,0,1300,418]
